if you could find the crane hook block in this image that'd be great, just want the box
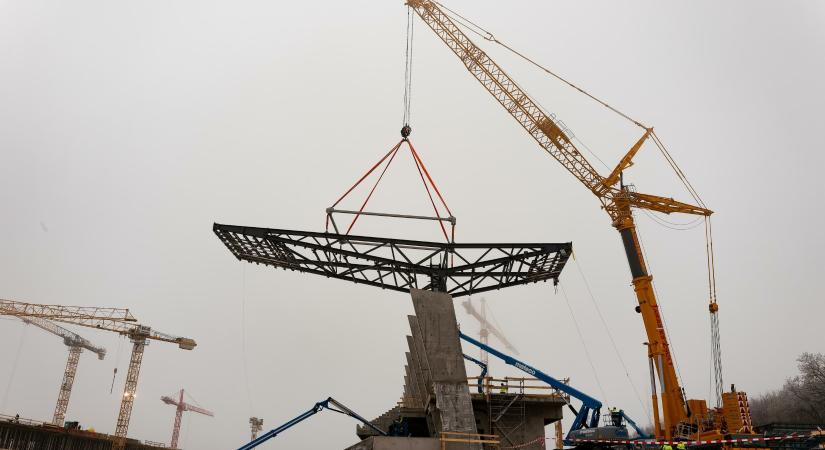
[401,124,412,138]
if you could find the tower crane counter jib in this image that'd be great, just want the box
[405,0,749,441]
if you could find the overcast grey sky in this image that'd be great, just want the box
[1,1,824,449]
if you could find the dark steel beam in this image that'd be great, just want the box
[213,223,572,298]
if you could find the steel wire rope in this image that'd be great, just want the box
[434,1,648,131]
[640,208,704,231]
[572,255,652,424]
[110,336,125,394]
[240,265,254,415]
[559,282,609,404]
[402,6,415,127]
[437,4,614,173]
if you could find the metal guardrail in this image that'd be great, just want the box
[440,431,500,449]
[467,376,570,398]
[0,412,45,427]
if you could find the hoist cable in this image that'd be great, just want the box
[240,264,254,415]
[402,6,415,127]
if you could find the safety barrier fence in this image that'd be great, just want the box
[568,430,824,447]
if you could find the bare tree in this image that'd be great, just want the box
[750,353,825,426]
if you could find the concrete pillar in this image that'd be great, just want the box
[409,289,480,448]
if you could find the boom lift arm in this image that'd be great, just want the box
[406,0,724,439]
[237,397,387,450]
[459,332,599,432]
[460,332,648,443]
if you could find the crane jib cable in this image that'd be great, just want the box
[434,1,648,131]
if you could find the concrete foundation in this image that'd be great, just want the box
[0,419,165,450]
[356,289,564,450]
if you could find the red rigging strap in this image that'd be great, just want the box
[345,141,404,235]
[326,140,404,231]
[408,142,449,241]
[330,140,405,209]
[407,139,454,218]
[325,138,455,243]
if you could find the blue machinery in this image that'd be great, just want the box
[237,397,386,450]
[459,332,649,445]
[236,336,646,449]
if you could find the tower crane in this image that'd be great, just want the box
[161,389,214,449]
[0,299,197,443]
[405,0,752,441]
[18,316,107,427]
[462,298,518,365]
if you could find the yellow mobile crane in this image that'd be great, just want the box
[405,0,753,441]
[18,316,107,427]
[0,299,196,446]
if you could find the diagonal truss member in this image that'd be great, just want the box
[214,223,571,297]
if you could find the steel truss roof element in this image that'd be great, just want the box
[214,223,572,297]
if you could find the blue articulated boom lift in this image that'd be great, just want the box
[459,332,649,446]
[462,353,488,393]
[237,397,386,450]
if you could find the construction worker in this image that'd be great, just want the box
[661,443,673,450]
[609,408,622,427]
[499,381,508,394]
[676,442,687,450]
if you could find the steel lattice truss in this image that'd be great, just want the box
[214,223,572,297]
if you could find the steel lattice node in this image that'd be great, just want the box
[213,223,572,297]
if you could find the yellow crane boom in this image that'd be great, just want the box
[405,0,749,440]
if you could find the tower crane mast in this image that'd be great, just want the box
[19,316,106,426]
[161,389,213,449]
[0,299,196,444]
[405,0,749,441]
[462,298,518,366]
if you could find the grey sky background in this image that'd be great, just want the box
[1,1,824,449]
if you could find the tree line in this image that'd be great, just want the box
[750,353,825,425]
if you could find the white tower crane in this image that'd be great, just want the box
[19,316,107,426]
[462,298,518,365]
